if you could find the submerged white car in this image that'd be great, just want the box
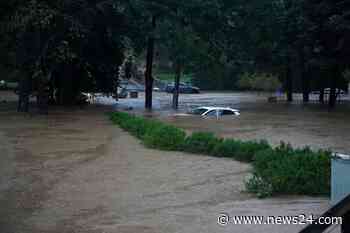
[190,106,240,117]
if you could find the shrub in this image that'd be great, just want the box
[212,139,241,158]
[143,125,186,151]
[128,117,162,139]
[110,111,133,128]
[110,112,164,139]
[212,139,271,162]
[235,140,271,162]
[247,143,331,197]
[182,132,222,154]
[245,174,273,198]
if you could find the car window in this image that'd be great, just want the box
[221,110,235,115]
[192,108,208,115]
[205,110,217,116]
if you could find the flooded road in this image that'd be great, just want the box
[1,91,347,232]
[0,103,331,233]
[110,92,350,154]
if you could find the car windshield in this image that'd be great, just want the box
[191,108,208,115]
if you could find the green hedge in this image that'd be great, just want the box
[212,139,271,162]
[182,132,222,154]
[110,111,163,139]
[246,143,331,197]
[144,125,186,150]
[109,112,331,198]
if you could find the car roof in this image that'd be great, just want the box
[168,82,187,85]
[195,106,240,112]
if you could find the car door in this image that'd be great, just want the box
[203,109,218,118]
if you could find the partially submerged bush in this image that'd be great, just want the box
[144,125,186,150]
[247,143,331,197]
[235,140,271,162]
[182,132,222,154]
[212,139,241,158]
[110,112,163,139]
[212,139,271,162]
[245,174,273,198]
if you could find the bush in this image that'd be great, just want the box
[182,132,222,154]
[212,139,271,162]
[235,140,271,162]
[212,139,241,158]
[128,117,162,139]
[144,125,186,150]
[110,112,163,139]
[245,174,273,198]
[246,143,331,197]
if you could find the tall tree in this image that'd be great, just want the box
[303,0,350,108]
[156,5,201,109]
[4,0,129,111]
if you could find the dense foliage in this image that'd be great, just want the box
[1,0,350,111]
[144,125,186,150]
[237,72,282,92]
[247,143,331,198]
[110,112,331,197]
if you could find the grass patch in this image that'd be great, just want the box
[109,112,331,198]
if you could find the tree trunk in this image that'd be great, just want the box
[37,74,49,114]
[17,75,31,112]
[286,62,293,102]
[145,15,156,110]
[48,76,55,105]
[37,90,49,114]
[302,82,310,103]
[328,85,337,108]
[299,47,309,103]
[319,88,325,104]
[172,62,181,109]
[62,63,75,105]
[328,66,338,109]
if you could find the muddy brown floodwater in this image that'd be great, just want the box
[115,92,350,154]
[0,91,342,233]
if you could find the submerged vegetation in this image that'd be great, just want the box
[110,111,331,198]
